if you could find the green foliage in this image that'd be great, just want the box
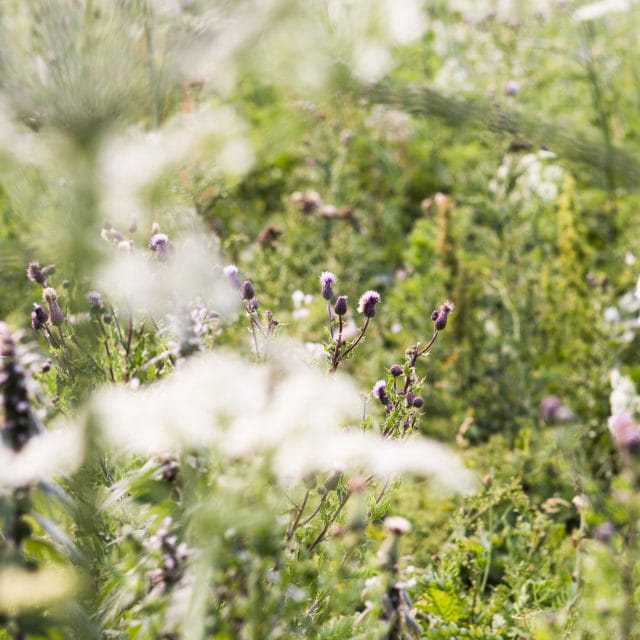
[2,0,640,638]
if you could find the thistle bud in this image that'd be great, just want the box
[432,300,454,331]
[43,287,64,326]
[241,280,255,301]
[334,295,348,316]
[389,364,403,377]
[323,468,343,492]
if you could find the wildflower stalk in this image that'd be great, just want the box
[307,488,352,554]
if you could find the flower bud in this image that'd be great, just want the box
[334,295,348,316]
[43,288,64,326]
[432,300,454,331]
[323,468,343,492]
[389,364,403,377]
[241,280,255,301]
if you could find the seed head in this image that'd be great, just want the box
[357,290,381,318]
[319,271,337,300]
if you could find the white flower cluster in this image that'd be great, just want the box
[89,345,477,493]
[489,150,565,207]
[603,275,640,343]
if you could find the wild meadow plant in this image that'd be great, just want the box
[4,0,640,638]
[0,224,475,639]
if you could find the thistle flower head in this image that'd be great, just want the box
[26,261,46,285]
[0,322,41,451]
[357,290,381,318]
[150,233,170,259]
[223,264,241,290]
[432,300,455,331]
[372,379,390,405]
[43,288,64,326]
[372,380,387,399]
[87,290,104,312]
[31,304,48,330]
[319,271,337,300]
[241,280,255,301]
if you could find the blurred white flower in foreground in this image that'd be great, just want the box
[573,0,630,22]
[0,425,84,489]
[96,232,238,316]
[91,346,476,493]
[98,106,253,225]
[610,370,640,418]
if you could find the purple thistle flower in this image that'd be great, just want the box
[87,290,104,312]
[223,264,242,290]
[372,379,390,405]
[31,303,49,330]
[149,233,170,259]
[390,364,403,377]
[26,261,46,285]
[357,290,381,318]
[320,271,337,300]
[432,300,455,331]
[43,287,64,326]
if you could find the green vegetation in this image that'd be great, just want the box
[2,1,640,638]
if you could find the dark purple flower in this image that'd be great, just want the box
[241,280,255,301]
[389,364,403,377]
[320,271,337,300]
[432,300,454,331]
[43,287,64,326]
[373,380,390,405]
[357,290,381,318]
[31,303,49,330]
[26,261,46,285]
[334,295,348,316]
